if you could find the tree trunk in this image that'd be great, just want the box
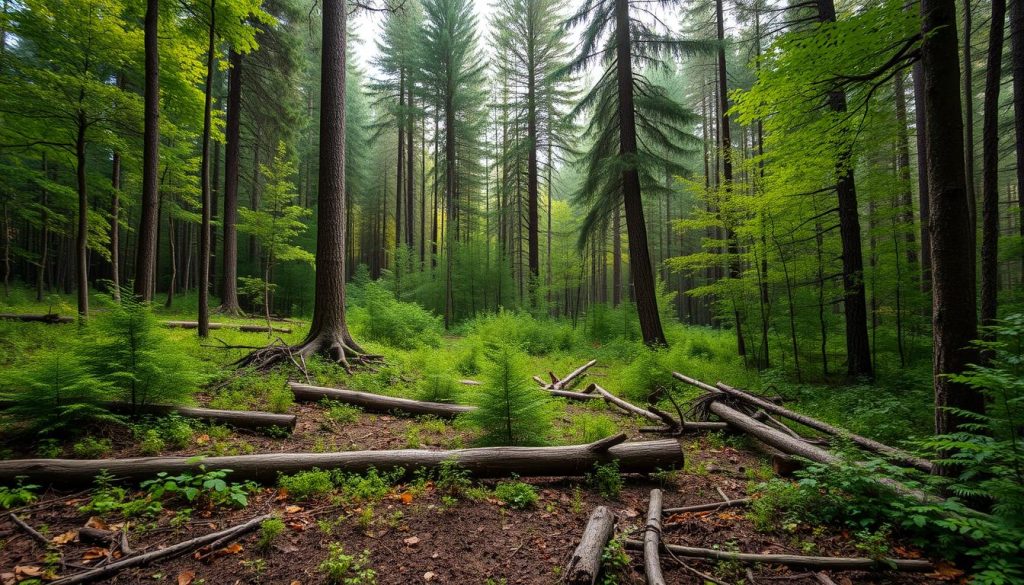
[565,506,615,585]
[912,61,932,292]
[406,86,415,250]
[894,73,917,268]
[134,0,160,301]
[527,22,540,304]
[817,0,873,378]
[289,383,474,418]
[962,0,977,254]
[1011,0,1024,284]
[980,0,1006,340]
[198,0,216,338]
[920,0,985,448]
[643,489,667,585]
[218,49,243,315]
[75,114,89,318]
[0,439,685,486]
[614,0,666,347]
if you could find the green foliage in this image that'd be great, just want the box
[322,400,361,424]
[494,480,538,509]
[141,468,254,508]
[72,436,112,458]
[335,467,404,503]
[267,386,295,414]
[586,461,623,499]
[599,538,630,585]
[319,543,376,585]
[257,517,285,551]
[464,312,574,356]
[436,459,472,498]
[566,413,617,444]
[278,468,335,500]
[137,429,166,456]
[416,366,459,404]
[80,470,162,518]
[89,296,201,411]
[350,280,442,349]
[0,477,40,509]
[619,346,678,404]
[466,343,553,446]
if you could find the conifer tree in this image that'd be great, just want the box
[468,342,552,446]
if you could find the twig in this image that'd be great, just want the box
[9,513,50,546]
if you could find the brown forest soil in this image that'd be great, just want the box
[1,399,952,584]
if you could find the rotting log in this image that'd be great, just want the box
[49,514,272,585]
[643,489,667,585]
[535,360,597,391]
[565,506,616,585]
[548,388,602,401]
[0,439,685,486]
[161,320,292,334]
[713,381,933,473]
[622,540,933,572]
[0,400,296,431]
[289,383,474,418]
[0,313,73,324]
[663,497,751,515]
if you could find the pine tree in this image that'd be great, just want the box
[468,342,552,446]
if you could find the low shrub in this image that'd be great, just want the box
[278,468,335,500]
[494,480,538,509]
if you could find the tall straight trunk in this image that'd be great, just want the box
[717,0,745,358]
[1010,0,1024,283]
[75,113,89,317]
[37,153,49,301]
[817,0,873,378]
[612,203,621,307]
[912,61,933,292]
[406,86,415,250]
[432,112,439,268]
[980,0,1006,339]
[220,50,242,314]
[444,81,456,327]
[135,0,160,300]
[546,137,553,308]
[962,0,977,256]
[110,150,121,301]
[614,0,667,346]
[165,205,176,308]
[396,69,405,254]
[920,0,984,448]
[420,111,426,268]
[894,73,917,268]
[211,140,219,295]
[526,13,540,303]
[198,0,216,338]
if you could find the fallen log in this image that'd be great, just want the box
[622,540,933,572]
[590,384,726,432]
[0,439,684,486]
[459,379,482,386]
[663,497,751,515]
[0,312,73,324]
[49,514,272,585]
[161,320,292,334]
[0,400,296,431]
[565,506,616,585]
[643,489,667,585]
[713,381,932,473]
[289,383,474,418]
[553,360,597,390]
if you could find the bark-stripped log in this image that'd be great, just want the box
[663,497,751,514]
[643,489,667,585]
[289,383,474,418]
[713,381,932,473]
[551,360,597,390]
[0,439,685,486]
[0,313,73,323]
[161,320,292,333]
[623,540,933,571]
[49,514,272,585]
[0,400,296,430]
[590,384,727,431]
[565,506,616,585]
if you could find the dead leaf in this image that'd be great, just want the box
[51,529,78,544]
[14,566,44,578]
[404,536,420,547]
[196,434,210,445]
[285,505,302,514]
[177,570,196,585]
[926,562,964,581]
[400,492,414,505]
[289,581,301,585]
[222,543,244,555]
[85,516,108,530]
[287,521,307,532]
[1,571,16,585]
[275,489,289,501]
[82,547,110,562]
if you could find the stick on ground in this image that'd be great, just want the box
[643,489,667,585]
[565,506,616,585]
[622,540,933,571]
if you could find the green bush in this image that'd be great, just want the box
[322,400,361,424]
[319,543,376,584]
[494,480,538,509]
[352,281,442,349]
[619,346,677,404]
[587,461,623,499]
[267,386,294,413]
[334,467,404,503]
[278,468,335,500]
[0,477,39,509]
[466,343,552,446]
[141,468,254,508]
[257,517,285,551]
[464,311,573,356]
[72,436,112,458]
[417,369,459,404]
[567,413,617,444]
[137,429,166,455]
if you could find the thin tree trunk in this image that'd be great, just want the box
[134,0,160,301]
[218,50,243,314]
[198,0,216,338]
[1011,0,1024,284]
[980,0,1006,342]
[75,114,89,318]
[912,61,933,292]
[963,0,977,256]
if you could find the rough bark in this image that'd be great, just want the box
[75,114,88,318]
[643,489,667,585]
[980,0,1006,340]
[565,506,615,585]
[0,439,685,486]
[1012,0,1024,283]
[134,0,160,301]
[920,0,984,444]
[0,400,296,430]
[911,61,932,292]
[622,541,933,572]
[218,49,243,316]
[614,0,667,347]
[288,382,474,418]
[198,0,216,338]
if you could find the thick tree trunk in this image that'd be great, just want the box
[980,0,1006,339]
[614,0,666,346]
[198,0,216,338]
[0,439,685,486]
[565,506,615,585]
[288,382,474,418]
[920,0,984,447]
[0,313,73,323]
[0,400,296,430]
[134,0,160,301]
[218,49,243,315]
[1013,0,1024,283]
[527,29,540,303]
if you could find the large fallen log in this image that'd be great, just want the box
[565,506,616,585]
[161,320,292,334]
[49,514,272,585]
[0,400,296,431]
[713,381,933,473]
[622,540,933,572]
[0,438,684,486]
[643,489,667,585]
[0,312,73,324]
[289,383,474,418]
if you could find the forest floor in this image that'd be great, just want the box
[0,292,955,584]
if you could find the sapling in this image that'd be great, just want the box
[466,342,553,446]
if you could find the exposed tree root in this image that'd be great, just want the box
[235,332,382,374]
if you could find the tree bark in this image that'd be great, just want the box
[0,400,296,430]
[1012,0,1024,284]
[614,0,666,347]
[643,489,667,585]
[0,439,685,486]
[134,0,160,301]
[565,506,615,585]
[161,320,291,333]
[75,113,89,318]
[218,49,243,315]
[622,541,933,572]
[980,0,1006,340]
[198,0,216,338]
[920,0,984,446]
[912,61,932,292]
